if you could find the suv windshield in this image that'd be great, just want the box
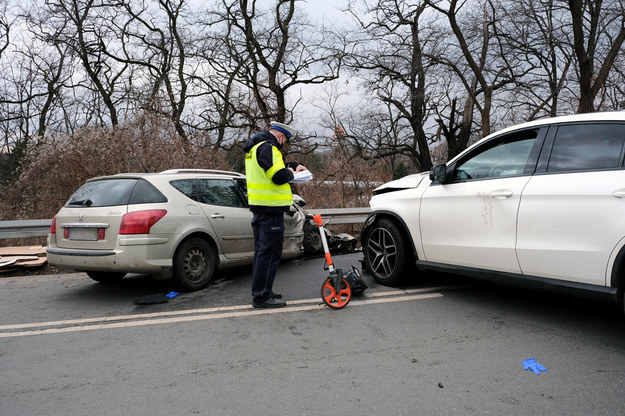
[66,179,166,207]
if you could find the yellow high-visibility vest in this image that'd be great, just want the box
[245,141,293,207]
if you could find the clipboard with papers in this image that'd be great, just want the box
[290,170,313,183]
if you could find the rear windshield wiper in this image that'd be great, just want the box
[68,199,93,206]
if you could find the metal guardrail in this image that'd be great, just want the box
[0,208,371,240]
[306,208,371,225]
[0,219,52,239]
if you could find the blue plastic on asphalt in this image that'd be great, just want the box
[523,358,548,374]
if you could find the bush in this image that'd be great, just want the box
[292,148,391,209]
[1,116,229,220]
[1,116,393,222]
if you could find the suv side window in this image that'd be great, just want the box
[547,123,625,172]
[452,131,537,181]
[196,179,247,208]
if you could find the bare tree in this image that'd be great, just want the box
[190,5,257,149]
[499,0,574,119]
[109,0,191,140]
[18,9,76,139]
[217,0,346,129]
[43,0,129,127]
[600,52,625,110]
[0,3,11,60]
[567,0,625,113]
[347,0,436,172]
[427,0,528,137]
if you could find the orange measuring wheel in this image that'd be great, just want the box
[313,213,357,309]
[321,275,352,309]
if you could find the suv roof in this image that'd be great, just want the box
[490,110,625,139]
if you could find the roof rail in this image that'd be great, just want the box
[159,169,245,178]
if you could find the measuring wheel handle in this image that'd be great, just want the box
[321,269,352,309]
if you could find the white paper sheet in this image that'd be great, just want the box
[290,170,313,183]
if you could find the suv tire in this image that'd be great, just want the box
[363,218,414,286]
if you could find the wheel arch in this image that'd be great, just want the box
[175,231,220,271]
[360,210,418,261]
[609,243,625,300]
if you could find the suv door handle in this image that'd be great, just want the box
[489,189,513,199]
[211,214,225,219]
[612,189,625,198]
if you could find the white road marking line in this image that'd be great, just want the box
[0,304,252,331]
[0,286,460,338]
[0,286,462,332]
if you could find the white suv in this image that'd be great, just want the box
[361,111,625,307]
[47,169,306,291]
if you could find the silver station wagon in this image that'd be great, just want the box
[47,169,306,291]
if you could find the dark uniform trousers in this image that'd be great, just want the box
[251,212,285,304]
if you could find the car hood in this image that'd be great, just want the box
[372,172,429,195]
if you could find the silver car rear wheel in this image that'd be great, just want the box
[173,237,215,291]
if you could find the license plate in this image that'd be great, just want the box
[68,228,98,241]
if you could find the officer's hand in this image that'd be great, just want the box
[295,164,308,172]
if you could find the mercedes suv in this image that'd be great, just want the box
[361,111,625,308]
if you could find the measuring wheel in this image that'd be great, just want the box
[321,276,352,309]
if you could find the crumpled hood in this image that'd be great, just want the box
[372,172,429,195]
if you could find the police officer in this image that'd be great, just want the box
[243,121,308,308]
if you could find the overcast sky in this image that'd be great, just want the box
[299,0,351,23]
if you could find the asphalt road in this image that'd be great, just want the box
[2,252,625,415]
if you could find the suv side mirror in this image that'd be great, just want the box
[429,164,448,183]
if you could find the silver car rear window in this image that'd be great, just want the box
[65,179,166,207]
